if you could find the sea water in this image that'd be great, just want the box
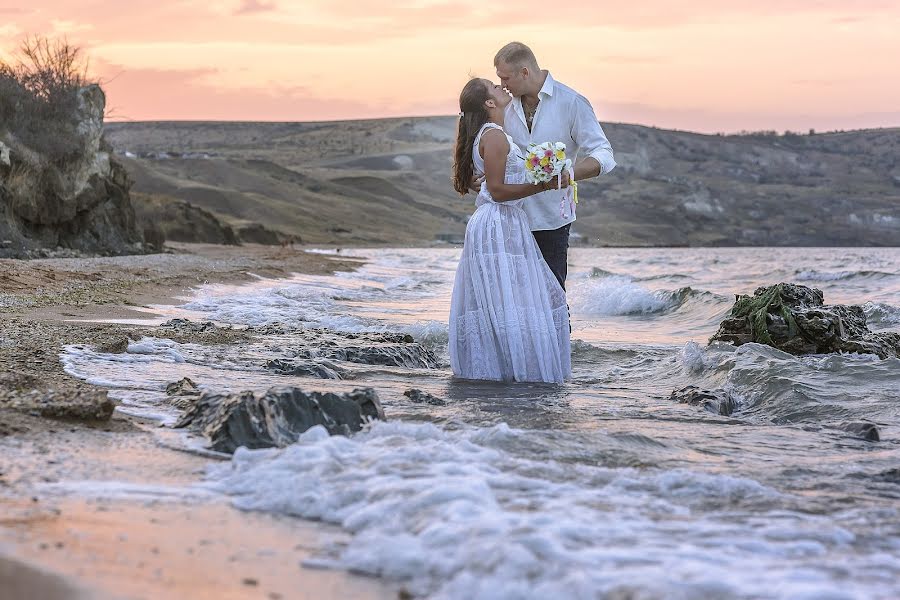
[60,247,900,599]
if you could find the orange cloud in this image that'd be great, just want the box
[0,1,897,131]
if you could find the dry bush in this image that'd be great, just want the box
[0,36,91,165]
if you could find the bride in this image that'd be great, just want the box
[449,78,571,384]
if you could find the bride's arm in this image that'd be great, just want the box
[481,130,564,202]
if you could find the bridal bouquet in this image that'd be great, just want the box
[524,142,578,217]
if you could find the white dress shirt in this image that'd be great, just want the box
[504,72,616,231]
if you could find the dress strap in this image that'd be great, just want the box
[472,122,505,175]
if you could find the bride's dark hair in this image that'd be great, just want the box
[452,78,491,195]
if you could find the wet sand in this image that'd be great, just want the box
[0,243,401,600]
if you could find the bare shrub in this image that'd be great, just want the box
[0,36,91,165]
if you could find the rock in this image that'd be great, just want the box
[131,192,239,246]
[265,358,343,379]
[668,385,736,416]
[236,223,283,245]
[174,386,385,453]
[710,283,900,358]
[300,345,438,369]
[874,468,900,483]
[841,422,880,442]
[95,336,130,354]
[0,371,115,421]
[161,318,220,333]
[250,328,438,369]
[166,378,202,410]
[0,84,143,256]
[166,377,200,397]
[403,389,446,406]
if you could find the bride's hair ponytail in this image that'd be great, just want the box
[452,78,491,195]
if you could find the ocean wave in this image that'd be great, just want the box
[864,301,900,329]
[571,276,725,317]
[794,269,896,282]
[202,420,896,599]
[703,343,900,425]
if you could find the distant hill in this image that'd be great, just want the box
[105,118,900,247]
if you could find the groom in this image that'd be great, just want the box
[490,41,617,289]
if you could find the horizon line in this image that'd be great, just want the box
[103,116,900,137]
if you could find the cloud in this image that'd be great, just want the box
[94,62,377,121]
[233,0,277,16]
[50,19,94,34]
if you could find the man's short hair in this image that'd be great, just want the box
[494,42,539,69]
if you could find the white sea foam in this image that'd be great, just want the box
[203,421,897,599]
[679,340,709,373]
[570,275,671,315]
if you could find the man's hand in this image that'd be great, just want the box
[545,173,570,189]
[468,174,485,193]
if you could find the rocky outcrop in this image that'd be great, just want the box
[174,386,385,453]
[131,192,239,245]
[710,283,900,358]
[235,223,284,246]
[0,85,143,257]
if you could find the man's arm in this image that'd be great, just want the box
[571,95,616,181]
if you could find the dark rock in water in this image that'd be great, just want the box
[299,344,438,369]
[166,377,200,396]
[265,358,343,380]
[95,336,130,354]
[166,377,202,410]
[841,422,880,442]
[710,283,900,358]
[874,468,900,484]
[669,386,736,416]
[160,318,220,333]
[174,386,385,453]
[403,389,446,406]
[257,328,438,369]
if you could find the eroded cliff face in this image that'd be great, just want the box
[0,84,143,257]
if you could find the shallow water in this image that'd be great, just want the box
[61,247,900,599]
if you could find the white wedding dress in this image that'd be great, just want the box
[449,122,571,383]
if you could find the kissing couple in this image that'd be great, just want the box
[448,41,617,384]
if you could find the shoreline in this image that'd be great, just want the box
[0,243,402,600]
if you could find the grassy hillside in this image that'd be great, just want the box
[105,118,900,246]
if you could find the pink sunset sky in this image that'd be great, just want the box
[1,0,899,133]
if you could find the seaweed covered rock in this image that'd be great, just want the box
[174,386,385,453]
[710,283,900,358]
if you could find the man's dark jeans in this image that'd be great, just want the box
[532,224,570,290]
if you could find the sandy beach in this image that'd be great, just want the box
[0,243,400,600]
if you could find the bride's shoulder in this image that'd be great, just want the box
[479,126,510,149]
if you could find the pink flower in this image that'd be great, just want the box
[530,156,541,167]
[543,164,553,173]
[544,150,553,158]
